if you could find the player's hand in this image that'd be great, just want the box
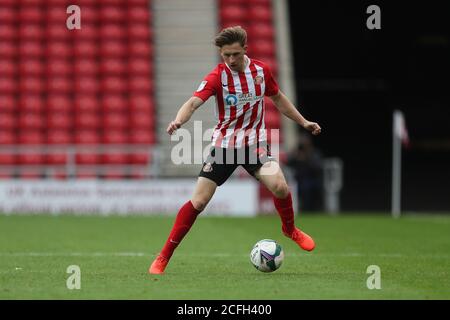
[166,120,181,135]
[303,121,322,135]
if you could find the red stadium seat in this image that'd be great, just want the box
[100,6,123,22]
[72,23,98,40]
[19,40,43,56]
[129,95,154,113]
[47,112,72,130]
[75,112,101,130]
[247,23,275,40]
[46,23,72,40]
[248,39,276,57]
[75,130,100,144]
[0,24,16,41]
[0,130,15,144]
[220,6,247,22]
[19,7,44,22]
[0,42,17,57]
[101,58,126,75]
[73,40,98,57]
[130,152,151,165]
[19,24,43,39]
[0,94,16,112]
[47,95,72,113]
[74,58,98,75]
[19,170,43,180]
[19,113,45,130]
[47,6,68,24]
[103,169,126,180]
[0,113,16,130]
[20,77,43,93]
[47,76,72,93]
[19,94,44,112]
[18,130,44,144]
[130,129,155,144]
[20,59,44,75]
[101,76,127,92]
[128,23,152,39]
[102,94,127,113]
[47,130,72,164]
[129,58,153,75]
[128,42,154,58]
[74,95,99,113]
[0,57,17,76]
[75,76,100,93]
[103,113,128,130]
[0,77,17,94]
[103,130,128,144]
[130,112,153,129]
[47,59,72,76]
[248,6,272,22]
[100,41,126,57]
[0,7,15,23]
[128,6,151,22]
[80,5,98,22]
[100,24,126,39]
[47,41,72,57]
[76,169,98,179]
[129,77,153,93]
[102,153,129,165]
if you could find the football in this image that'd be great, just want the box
[250,239,284,272]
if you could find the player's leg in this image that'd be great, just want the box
[253,161,315,251]
[149,177,217,274]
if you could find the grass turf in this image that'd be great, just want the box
[0,214,449,299]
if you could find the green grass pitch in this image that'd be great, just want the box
[0,214,449,299]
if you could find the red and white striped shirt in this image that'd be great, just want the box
[193,56,279,148]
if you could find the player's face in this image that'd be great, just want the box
[220,42,247,72]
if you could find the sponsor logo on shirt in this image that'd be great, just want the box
[254,76,264,85]
[196,81,207,92]
[225,94,238,106]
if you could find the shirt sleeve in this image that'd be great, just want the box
[264,65,279,97]
[193,69,219,102]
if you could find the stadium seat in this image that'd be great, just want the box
[0,113,16,130]
[75,76,100,93]
[0,130,16,166]
[19,113,45,130]
[0,60,15,76]
[101,58,126,75]
[128,6,151,22]
[47,95,73,113]
[46,23,72,40]
[128,24,152,40]
[100,41,127,57]
[102,169,126,180]
[18,7,44,22]
[47,41,72,58]
[47,76,72,93]
[74,58,98,75]
[19,94,44,113]
[0,7,15,23]
[73,40,98,56]
[80,5,98,22]
[20,59,44,75]
[129,42,154,57]
[19,24,43,39]
[130,112,153,129]
[220,6,247,22]
[100,24,126,39]
[129,77,154,93]
[100,5,123,22]
[20,77,43,93]
[18,131,45,144]
[248,6,272,22]
[47,112,72,130]
[75,112,101,130]
[74,95,99,113]
[0,76,17,94]
[18,170,43,180]
[47,60,72,76]
[101,76,127,93]
[19,40,43,56]
[0,24,16,40]
[247,23,275,40]
[0,94,16,112]
[129,58,153,75]
[130,129,155,144]
[102,94,127,113]
[103,113,128,130]
[0,42,16,57]
[129,95,155,113]
[102,153,129,165]
[103,131,128,144]
[72,23,98,40]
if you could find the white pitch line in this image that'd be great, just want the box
[0,252,449,259]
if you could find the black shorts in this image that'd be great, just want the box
[199,142,275,186]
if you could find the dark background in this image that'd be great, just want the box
[288,0,450,211]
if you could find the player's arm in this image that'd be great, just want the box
[166,96,205,135]
[269,90,321,136]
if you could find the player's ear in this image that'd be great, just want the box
[243,44,248,53]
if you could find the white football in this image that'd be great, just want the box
[250,239,284,272]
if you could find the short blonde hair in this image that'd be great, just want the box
[214,26,247,48]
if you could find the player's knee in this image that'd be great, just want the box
[191,197,209,212]
[272,181,289,199]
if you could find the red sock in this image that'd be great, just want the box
[273,192,295,235]
[160,201,201,260]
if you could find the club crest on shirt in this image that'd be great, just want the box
[254,76,264,85]
[203,162,213,172]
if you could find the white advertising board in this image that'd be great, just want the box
[0,180,258,216]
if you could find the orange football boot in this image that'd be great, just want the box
[148,254,169,275]
[283,227,315,251]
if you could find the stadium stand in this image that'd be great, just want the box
[0,0,155,179]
